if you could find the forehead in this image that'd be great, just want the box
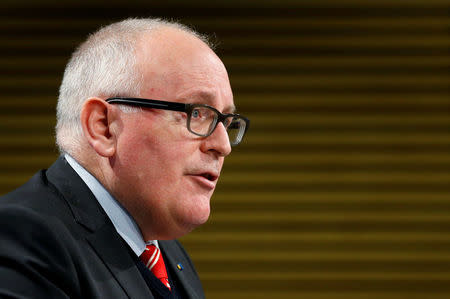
[137,29,235,113]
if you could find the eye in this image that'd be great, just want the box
[192,109,201,118]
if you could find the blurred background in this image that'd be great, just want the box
[1,0,449,298]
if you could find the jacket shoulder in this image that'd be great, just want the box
[0,202,81,298]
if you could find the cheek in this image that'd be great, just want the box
[124,132,189,186]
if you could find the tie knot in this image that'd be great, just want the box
[140,245,159,270]
[140,244,171,290]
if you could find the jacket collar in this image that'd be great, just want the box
[46,156,107,231]
[46,156,152,298]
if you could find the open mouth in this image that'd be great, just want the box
[199,173,217,182]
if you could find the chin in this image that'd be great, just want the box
[193,211,210,226]
[181,203,211,228]
[189,206,211,226]
[169,215,209,239]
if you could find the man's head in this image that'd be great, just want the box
[56,18,245,240]
[56,18,212,152]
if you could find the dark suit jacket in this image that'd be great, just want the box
[0,157,205,299]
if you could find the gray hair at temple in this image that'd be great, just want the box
[56,18,212,155]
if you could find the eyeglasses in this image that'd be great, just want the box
[105,97,249,146]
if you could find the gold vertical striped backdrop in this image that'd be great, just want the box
[1,1,449,298]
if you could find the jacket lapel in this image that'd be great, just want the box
[86,223,152,299]
[46,156,151,299]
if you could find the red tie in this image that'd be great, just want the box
[140,244,171,290]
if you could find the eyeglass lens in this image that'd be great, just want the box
[188,107,246,145]
[189,107,217,135]
[227,117,247,145]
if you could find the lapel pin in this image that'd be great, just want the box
[177,263,184,270]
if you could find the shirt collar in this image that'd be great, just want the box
[64,154,158,255]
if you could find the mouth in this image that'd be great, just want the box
[187,170,219,190]
[198,172,218,182]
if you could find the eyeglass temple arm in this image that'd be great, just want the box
[106,98,187,112]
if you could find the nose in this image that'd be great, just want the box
[200,122,232,157]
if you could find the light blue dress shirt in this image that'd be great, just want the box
[65,154,158,256]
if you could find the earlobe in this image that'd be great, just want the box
[80,97,117,157]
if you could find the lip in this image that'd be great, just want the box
[187,174,218,190]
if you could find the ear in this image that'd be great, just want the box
[80,97,117,157]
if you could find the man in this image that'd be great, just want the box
[0,18,249,298]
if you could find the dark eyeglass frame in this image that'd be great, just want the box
[105,97,249,146]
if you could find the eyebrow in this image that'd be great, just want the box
[184,90,236,114]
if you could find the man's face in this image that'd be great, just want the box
[110,29,234,240]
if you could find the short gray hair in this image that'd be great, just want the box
[56,18,211,155]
